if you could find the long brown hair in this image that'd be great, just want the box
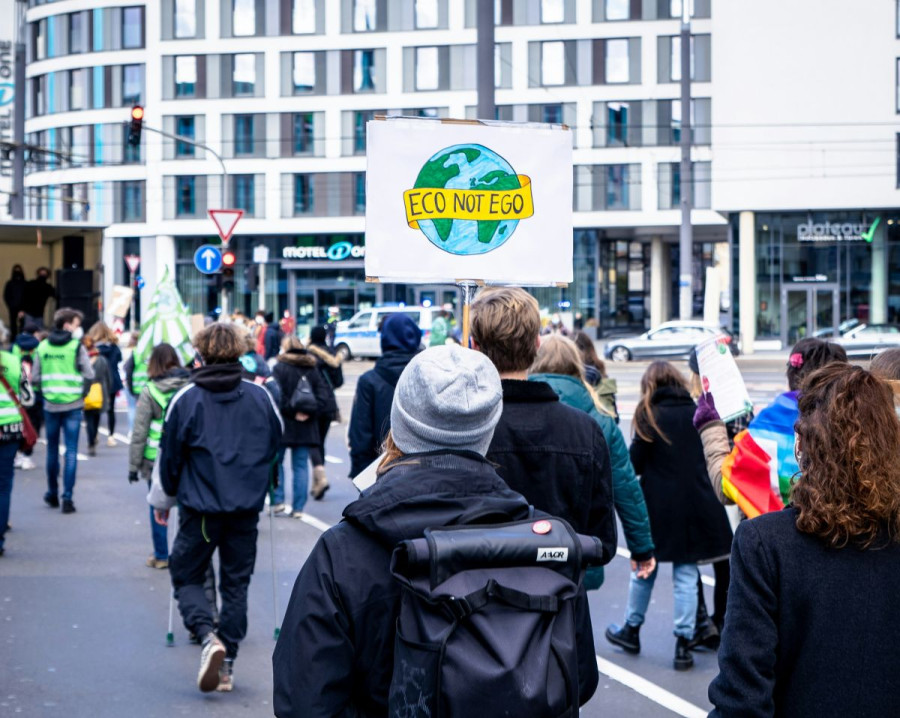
[147,343,181,379]
[530,335,615,417]
[87,320,118,345]
[376,431,421,476]
[633,361,689,444]
[793,363,900,548]
[572,330,606,379]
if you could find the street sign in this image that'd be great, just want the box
[253,245,270,264]
[194,244,223,274]
[124,254,141,273]
[208,209,243,244]
[136,276,145,289]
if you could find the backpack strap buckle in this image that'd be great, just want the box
[444,596,474,620]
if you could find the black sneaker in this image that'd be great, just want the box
[605,623,641,655]
[198,633,226,692]
[61,500,76,514]
[674,636,694,671]
[44,493,60,508]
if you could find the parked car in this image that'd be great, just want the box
[333,305,443,360]
[835,323,900,358]
[603,321,738,362]
[812,318,860,338]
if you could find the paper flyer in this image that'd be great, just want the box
[695,336,753,422]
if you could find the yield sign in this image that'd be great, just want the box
[124,254,141,273]
[208,209,243,244]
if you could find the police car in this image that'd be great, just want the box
[333,305,446,360]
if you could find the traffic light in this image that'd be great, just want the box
[127,106,144,146]
[222,249,236,290]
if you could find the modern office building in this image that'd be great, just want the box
[19,0,900,347]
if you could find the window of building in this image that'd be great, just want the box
[294,175,313,214]
[415,0,438,28]
[234,115,255,155]
[233,0,256,36]
[175,56,197,97]
[542,0,564,23]
[233,174,255,215]
[293,0,316,33]
[897,58,900,112]
[122,64,143,105]
[354,173,366,212]
[353,49,375,92]
[658,161,711,209]
[354,110,374,152]
[233,54,256,95]
[293,113,313,154]
[660,35,711,83]
[122,180,144,222]
[354,0,377,31]
[607,102,629,146]
[69,69,89,111]
[605,39,629,84]
[293,52,315,93]
[542,41,565,86]
[416,47,439,90]
[543,104,562,124]
[605,165,630,210]
[897,134,900,186]
[176,176,196,217]
[604,0,629,20]
[176,116,195,156]
[174,0,197,38]
[122,7,144,49]
[69,12,86,54]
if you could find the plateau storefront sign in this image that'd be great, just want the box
[797,217,880,243]
[791,274,828,283]
[282,241,365,261]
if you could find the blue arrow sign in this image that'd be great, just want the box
[193,245,222,274]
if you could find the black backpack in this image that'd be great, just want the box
[287,373,317,415]
[388,517,603,718]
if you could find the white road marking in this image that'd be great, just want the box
[97,427,131,444]
[324,455,344,464]
[615,547,715,587]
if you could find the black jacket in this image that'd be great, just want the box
[272,351,331,447]
[709,508,900,717]
[629,385,733,563]
[22,276,55,317]
[347,350,418,477]
[159,362,283,513]
[264,324,282,360]
[307,343,343,417]
[272,452,599,718]
[486,379,617,564]
[95,342,123,395]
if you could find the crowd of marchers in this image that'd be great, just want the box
[0,286,899,716]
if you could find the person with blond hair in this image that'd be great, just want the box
[529,335,655,590]
[87,320,123,446]
[709,363,900,716]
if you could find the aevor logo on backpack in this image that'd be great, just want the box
[536,547,568,562]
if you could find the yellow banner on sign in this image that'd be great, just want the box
[403,175,534,229]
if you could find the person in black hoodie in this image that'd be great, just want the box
[3,265,26,333]
[270,336,331,517]
[347,313,421,477]
[156,322,282,693]
[273,345,600,717]
[305,325,343,499]
[263,312,282,361]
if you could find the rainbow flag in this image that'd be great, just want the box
[721,392,798,518]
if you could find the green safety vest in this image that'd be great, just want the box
[132,360,148,397]
[143,382,175,462]
[0,351,23,427]
[37,339,82,405]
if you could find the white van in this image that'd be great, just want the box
[333,306,447,360]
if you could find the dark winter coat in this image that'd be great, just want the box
[95,342,123,395]
[4,275,26,323]
[85,353,113,413]
[709,508,900,717]
[307,343,343,417]
[264,324,282,360]
[272,451,600,718]
[22,276,55,318]
[530,373,654,588]
[272,351,331,448]
[159,362,283,514]
[486,379,617,566]
[629,385,733,564]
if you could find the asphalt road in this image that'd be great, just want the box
[0,354,795,718]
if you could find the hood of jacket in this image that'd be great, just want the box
[307,343,341,368]
[529,373,595,414]
[380,314,422,354]
[651,384,693,406]
[14,333,39,352]
[152,368,191,393]
[277,350,317,368]
[191,362,243,392]
[96,343,118,361]
[343,452,531,549]
[47,329,75,346]
[373,349,418,386]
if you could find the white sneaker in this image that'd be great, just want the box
[13,454,24,469]
[106,436,116,447]
[198,634,226,693]
[19,457,35,470]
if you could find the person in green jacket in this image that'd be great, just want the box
[530,335,655,591]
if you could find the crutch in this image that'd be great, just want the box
[269,459,281,640]
[164,505,177,646]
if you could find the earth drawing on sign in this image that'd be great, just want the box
[402,144,535,256]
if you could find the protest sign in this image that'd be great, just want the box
[364,117,573,286]
[695,336,754,422]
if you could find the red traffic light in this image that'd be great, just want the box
[222,250,236,267]
[131,105,144,120]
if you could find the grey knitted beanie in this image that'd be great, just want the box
[390,344,503,456]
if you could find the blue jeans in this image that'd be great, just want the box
[0,441,19,550]
[271,447,309,513]
[147,480,168,560]
[624,562,699,639]
[44,407,82,501]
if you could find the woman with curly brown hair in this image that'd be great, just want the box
[709,362,900,717]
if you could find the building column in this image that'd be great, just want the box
[101,235,118,324]
[870,218,888,324]
[140,235,176,321]
[738,211,756,354]
[650,236,668,329]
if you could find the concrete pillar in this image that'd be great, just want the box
[139,235,177,322]
[101,235,118,324]
[869,218,888,324]
[738,211,756,354]
[650,236,668,329]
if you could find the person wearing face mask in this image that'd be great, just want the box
[22,267,56,329]
[31,308,95,514]
[3,265,27,334]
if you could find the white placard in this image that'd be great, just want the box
[695,335,753,423]
[365,118,573,286]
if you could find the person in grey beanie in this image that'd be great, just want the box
[273,344,600,717]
